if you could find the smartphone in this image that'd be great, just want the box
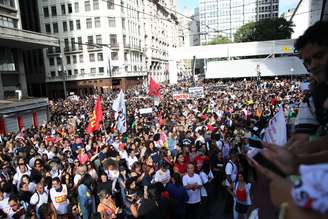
[248,137,263,149]
[247,149,286,177]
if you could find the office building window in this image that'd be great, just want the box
[49,57,55,66]
[66,70,71,75]
[95,17,101,28]
[93,0,99,10]
[73,55,77,64]
[81,68,85,74]
[43,7,49,17]
[56,57,62,65]
[89,53,95,62]
[71,38,76,51]
[69,20,74,30]
[68,3,73,13]
[64,38,69,51]
[78,37,83,50]
[50,71,56,77]
[53,23,58,33]
[45,24,51,33]
[74,69,78,75]
[97,53,103,61]
[51,6,57,16]
[87,36,94,49]
[74,2,79,12]
[110,34,117,45]
[86,18,92,29]
[61,4,66,15]
[107,0,114,9]
[96,35,102,44]
[62,21,67,32]
[66,56,71,64]
[76,20,81,30]
[112,52,118,60]
[79,54,84,63]
[91,67,96,74]
[85,1,91,11]
[99,67,104,73]
[108,17,115,27]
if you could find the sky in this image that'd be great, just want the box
[177,0,301,15]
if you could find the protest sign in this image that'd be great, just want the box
[188,87,204,98]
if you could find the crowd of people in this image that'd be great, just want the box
[0,21,326,219]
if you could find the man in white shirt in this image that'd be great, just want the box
[154,163,171,185]
[182,163,202,219]
[224,153,238,217]
[50,177,69,216]
[30,182,48,219]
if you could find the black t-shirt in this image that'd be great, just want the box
[137,198,170,219]
[96,181,112,194]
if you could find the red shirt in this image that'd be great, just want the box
[194,155,209,166]
[174,162,188,175]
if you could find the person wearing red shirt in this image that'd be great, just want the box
[174,153,188,175]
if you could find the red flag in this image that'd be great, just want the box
[148,77,161,97]
[86,96,103,134]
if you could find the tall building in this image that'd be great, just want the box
[143,0,179,83]
[290,0,327,39]
[37,0,179,96]
[191,7,200,46]
[0,0,58,133]
[199,0,279,44]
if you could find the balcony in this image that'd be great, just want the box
[111,70,147,78]
[46,72,109,82]
[130,44,142,51]
[123,43,130,50]
[47,47,61,56]
[110,43,119,50]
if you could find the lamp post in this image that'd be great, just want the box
[59,53,67,99]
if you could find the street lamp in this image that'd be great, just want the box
[59,53,67,99]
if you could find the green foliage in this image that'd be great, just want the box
[234,17,294,42]
[207,36,232,45]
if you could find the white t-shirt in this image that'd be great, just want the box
[154,169,171,184]
[199,170,214,197]
[126,156,138,169]
[0,197,9,210]
[30,192,49,217]
[225,161,238,187]
[50,184,69,215]
[182,173,202,204]
[73,174,82,186]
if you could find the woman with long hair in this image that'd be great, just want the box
[77,174,96,219]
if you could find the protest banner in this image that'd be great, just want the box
[188,87,204,98]
[139,107,153,114]
[173,93,189,100]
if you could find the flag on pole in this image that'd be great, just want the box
[112,90,126,133]
[263,107,287,146]
[148,77,161,97]
[86,96,103,134]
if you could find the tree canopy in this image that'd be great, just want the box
[207,36,232,45]
[234,17,294,43]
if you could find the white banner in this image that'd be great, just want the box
[263,107,287,146]
[139,108,153,114]
[188,87,204,98]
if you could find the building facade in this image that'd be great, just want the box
[0,0,58,133]
[199,0,279,44]
[37,0,179,96]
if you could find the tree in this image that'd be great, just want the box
[234,17,294,43]
[207,36,232,45]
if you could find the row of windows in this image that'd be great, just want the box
[0,15,17,28]
[44,17,117,34]
[0,0,15,8]
[50,67,105,77]
[43,0,114,17]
